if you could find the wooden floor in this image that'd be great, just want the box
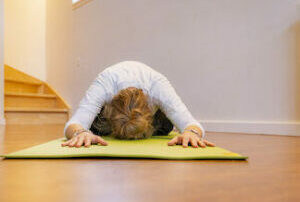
[0,124,299,202]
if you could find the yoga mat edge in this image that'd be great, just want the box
[0,133,248,160]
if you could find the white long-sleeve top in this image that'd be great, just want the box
[64,61,205,138]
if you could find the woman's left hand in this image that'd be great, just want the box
[167,131,215,148]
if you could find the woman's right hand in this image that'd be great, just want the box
[61,132,108,148]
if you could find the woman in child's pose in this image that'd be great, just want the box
[62,61,215,148]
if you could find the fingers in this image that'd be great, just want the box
[61,133,108,147]
[61,139,72,146]
[167,133,215,149]
[182,136,189,148]
[95,136,108,146]
[203,139,216,147]
[168,136,178,146]
[61,137,80,147]
[76,135,85,147]
[190,137,198,148]
[84,136,92,147]
[198,139,206,148]
[68,137,78,147]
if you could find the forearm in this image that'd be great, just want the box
[63,71,110,139]
[65,124,86,140]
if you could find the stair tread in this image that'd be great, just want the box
[5,107,68,112]
[5,78,43,85]
[5,92,56,98]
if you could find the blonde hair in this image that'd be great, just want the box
[101,87,154,139]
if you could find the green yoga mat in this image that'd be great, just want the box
[0,132,247,160]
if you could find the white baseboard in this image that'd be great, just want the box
[0,117,6,125]
[200,120,300,136]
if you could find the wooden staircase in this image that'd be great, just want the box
[4,65,70,124]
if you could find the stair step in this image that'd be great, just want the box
[5,92,56,98]
[4,107,69,113]
[5,111,69,124]
[5,93,58,108]
[5,80,43,94]
[4,78,42,85]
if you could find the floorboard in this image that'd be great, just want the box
[0,124,299,202]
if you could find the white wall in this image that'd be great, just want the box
[46,0,74,107]
[47,0,300,135]
[0,0,4,125]
[4,0,46,81]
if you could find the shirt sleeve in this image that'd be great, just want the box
[150,74,206,138]
[63,70,111,137]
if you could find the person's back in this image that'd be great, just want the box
[100,60,163,97]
